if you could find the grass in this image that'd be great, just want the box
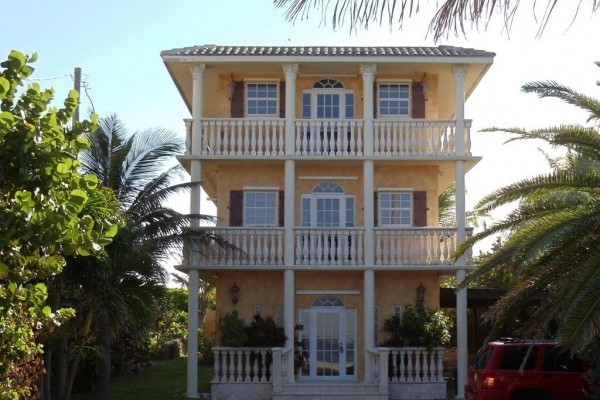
[73,358,212,400]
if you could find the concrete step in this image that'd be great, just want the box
[273,382,388,400]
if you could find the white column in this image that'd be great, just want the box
[187,268,200,398]
[283,160,296,381]
[283,64,298,156]
[186,63,205,399]
[191,64,206,156]
[455,154,468,397]
[453,65,467,157]
[360,64,376,156]
[364,269,375,381]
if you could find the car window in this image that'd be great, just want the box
[543,347,584,372]
[473,345,493,369]
[498,346,538,370]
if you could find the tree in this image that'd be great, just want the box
[72,115,227,400]
[457,62,600,353]
[0,51,118,400]
[274,0,600,41]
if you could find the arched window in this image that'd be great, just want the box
[313,79,344,89]
[312,182,344,194]
[312,296,344,307]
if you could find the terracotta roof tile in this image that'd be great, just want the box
[161,45,494,58]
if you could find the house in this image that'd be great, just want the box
[161,44,494,400]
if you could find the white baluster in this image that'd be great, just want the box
[349,230,356,265]
[308,121,316,156]
[252,352,259,382]
[392,350,399,382]
[277,230,284,265]
[262,232,269,265]
[389,232,397,266]
[260,351,268,383]
[407,350,414,382]
[357,233,364,264]
[373,122,380,155]
[449,231,456,264]
[300,121,308,156]
[375,230,383,265]
[303,232,310,264]
[356,121,363,155]
[385,122,392,156]
[436,349,444,381]
[336,121,343,156]
[263,121,271,156]
[269,231,276,265]
[428,350,435,382]
[315,232,323,265]
[295,232,302,264]
[278,120,285,155]
[466,120,472,155]
[382,231,390,265]
[399,349,406,382]
[254,232,262,265]
[248,234,256,265]
[391,122,399,156]
[345,121,352,156]
[244,349,251,382]
[235,350,242,382]
[336,230,343,265]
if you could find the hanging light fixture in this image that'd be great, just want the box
[230,282,240,305]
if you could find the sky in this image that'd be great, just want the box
[2,0,599,266]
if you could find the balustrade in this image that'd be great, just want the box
[385,347,445,383]
[212,347,273,383]
[294,228,365,266]
[294,119,365,156]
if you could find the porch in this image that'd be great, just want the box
[210,346,447,400]
[184,227,473,269]
[184,118,472,159]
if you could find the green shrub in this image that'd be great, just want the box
[218,310,248,346]
[246,315,286,347]
[382,304,451,349]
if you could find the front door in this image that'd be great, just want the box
[299,306,356,380]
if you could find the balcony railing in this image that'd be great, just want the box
[186,227,472,268]
[374,227,473,266]
[212,347,273,383]
[374,119,471,157]
[184,118,471,158]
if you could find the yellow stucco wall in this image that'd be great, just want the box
[208,73,440,119]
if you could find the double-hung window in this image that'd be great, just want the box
[246,83,278,116]
[378,83,410,117]
[379,192,412,226]
[244,191,277,226]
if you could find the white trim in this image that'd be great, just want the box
[296,290,360,295]
[243,77,281,82]
[242,186,280,190]
[298,176,358,180]
[377,187,414,192]
[243,190,278,227]
[245,81,279,117]
[300,73,357,77]
[378,191,413,227]
[376,78,412,83]
[377,81,412,118]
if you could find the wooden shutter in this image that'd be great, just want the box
[411,82,425,119]
[373,82,378,118]
[374,192,378,227]
[279,82,286,118]
[229,190,244,227]
[278,190,285,227]
[412,191,427,227]
[230,81,244,118]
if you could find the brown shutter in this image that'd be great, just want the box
[411,82,425,119]
[374,192,378,227]
[278,190,285,227]
[279,82,286,118]
[230,81,244,118]
[229,190,244,227]
[373,82,378,118]
[413,191,427,227]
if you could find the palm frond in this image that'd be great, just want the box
[522,81,600,123]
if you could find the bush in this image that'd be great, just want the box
[218,310,248,346]
[246,315,286,347]
[382,304,451,349]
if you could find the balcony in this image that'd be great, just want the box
[185,227,472,269]
[184,118,472,159]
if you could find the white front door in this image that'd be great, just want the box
[299,308,356,380]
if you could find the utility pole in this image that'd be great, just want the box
[72,67,81,124]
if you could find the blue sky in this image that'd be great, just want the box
[2,0,600,255]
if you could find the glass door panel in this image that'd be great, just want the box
[314,309,345,378]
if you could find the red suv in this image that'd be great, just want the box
[465,339,588,400]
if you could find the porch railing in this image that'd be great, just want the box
[212,347,273,383]
[372,347,445,389]
[374,228,473,266]
[294,119,365,156]
[189,228,284,267]
[294,228,365,266]
[197,118,286,156]
[373,119,471,156]
[185,118,471,158]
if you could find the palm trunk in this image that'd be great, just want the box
[57,337,68,400]
[65,311,94,400]
[95,307,111,400]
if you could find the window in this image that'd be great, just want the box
[379,192,412,226]
[275,305,284,327]
[244,191,277,226]
[246,83,278,116]
[394,305,404,319]
[498,346,538,370]
[378,83,410,117]
[254,305,262,317]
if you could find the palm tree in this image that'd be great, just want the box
[65,115,226,400]
[456,63,600,353]
[274,0,600,41]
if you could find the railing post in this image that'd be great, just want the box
[379,349,389,394]
[272,347,283,392]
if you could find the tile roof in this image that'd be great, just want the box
[161,45,494,58]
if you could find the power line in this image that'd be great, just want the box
[24,73,71,82]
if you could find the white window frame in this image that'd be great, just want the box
[254,305,262,317]
[243,190,278,227]
[245,81,279,118]
[301,193,355,227]
[394,305,404,319]
[379,191,413,226]
[377,80,411,119]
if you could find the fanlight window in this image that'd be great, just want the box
[312,183,344,194]
[312,296,344,307]
[313,79,344,89]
